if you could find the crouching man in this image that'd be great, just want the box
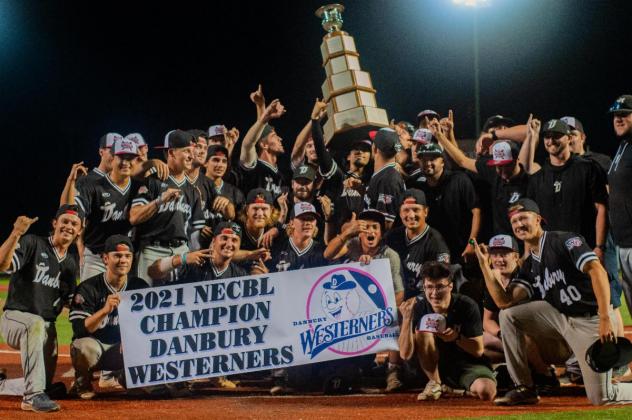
[69,235,148,399]
[399,261,496,401]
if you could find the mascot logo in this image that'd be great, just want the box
[300,267,395,359]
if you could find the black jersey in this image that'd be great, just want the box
[384,225,450,295]
[75,175,140,254]
[408,170,479,262]
[412,293,485,364]
[333,172,366,233]
[199,178,245,229]
[527,155,608,248]
[69,274,148,344]
[238,159,287,198]
[608,139,632,247]
[131,175,205,245]
[76,167,107,189]
[511,231,599,316]
[475,160,530,236]
[364,163,405,223]
[179,261,248,284]
[266,237,327,272]
[583,150,612,174]
[3,235,78,321]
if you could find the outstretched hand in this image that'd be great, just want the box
[13,216,39,236]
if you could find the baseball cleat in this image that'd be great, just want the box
[493,385,539,406]
[417,380,442,401]
[21,393,61,412]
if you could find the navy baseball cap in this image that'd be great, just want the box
[400,189,427,207]
[112,138,139,156]
[246,188,273,205]
[55,204,85,222]
[416,142,444,158]
[213,221,242,239]
[103,234,134,253]
[482,115,514,132]
[586,337,632,373]
[560,116,584,134]
[207,144,229,159]
[156,129,195,149]
[359,209,386,231]
[542,119,571,136]
[488,234,519,252]
[608,95,632,114]
[99,133,124,148]
[373,128,402,155]
[487,141,519,166]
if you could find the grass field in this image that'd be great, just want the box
[460,407,632,420]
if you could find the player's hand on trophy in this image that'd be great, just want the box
[103,294,121,314]
[311,98,328,120]
[250,84,266,108]
[13,216,39,236]
[67,161,88,182]
[261,99,286,122]
[160,188,181,204]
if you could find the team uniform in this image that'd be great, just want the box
[238,159,287,198]
[69,274,148,390]
[499,231,632,404]
[75,175,141,280]
[0,235,79,402]
[178,260,247,284]
[131,175,205,284]
[364,163,405,224]
[385,225,451,299]
[266,236,328,272]
[76,167,106,189]
[198,178,244,229]
[411,293,495,390]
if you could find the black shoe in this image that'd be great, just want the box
[533,368,560,396]
[493,364,512,394]
[494,385,540,406]
[323,375,353,395]
[0,367,7,381]
[46,382,68,399]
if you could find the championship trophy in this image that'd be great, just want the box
[315,4,390,149]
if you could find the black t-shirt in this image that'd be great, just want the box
[3,235,79,321]
[608,138,632,247]
[412,293,485,365]
[75,175,141,254]
[198,178,244,230]
[238,158,287,199]
[583,150,612,174]
[179,261,248,284]
[266,237,327,272]
[131,175,205,244]
[384,225,450,296]
[408,170,479,262]
[527,155,607,248]
[475,160,530,236]
[511,231,599,316]
[364,163,405,223]
[70,274,148,344]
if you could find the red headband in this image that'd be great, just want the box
[221,228,236,236]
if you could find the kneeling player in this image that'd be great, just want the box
[399,262,496,401]
[69,235,148,399]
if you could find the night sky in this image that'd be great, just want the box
[1,0,631,236]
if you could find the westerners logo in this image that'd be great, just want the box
[299,268,395,359]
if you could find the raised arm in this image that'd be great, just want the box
[291,120,313,169]
[323,212,365,260]
[59,162,88,206]
[0,216,38,272]
[310,99,337,179]
[431,121,478,173]
[239,99,286,168]
[249,84,266,119]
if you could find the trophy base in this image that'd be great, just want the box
[325,123,389,150]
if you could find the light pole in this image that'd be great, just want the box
[452,0,490,136]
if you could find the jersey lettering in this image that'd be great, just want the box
[101,202,128,222]
[33,263,61,289]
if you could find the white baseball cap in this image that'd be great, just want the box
[125,132,147,146]
[417,313,447,334]
[412,128,433,144]
[293,202,320,219]
[208,125,226,137]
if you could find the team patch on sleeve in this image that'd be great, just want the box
[437,253,450,263]
[73,293,85,305]
[565,237,583,251]
[138,186,149,194]
[378,193,393,204]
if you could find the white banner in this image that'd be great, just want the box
[118,259,400,388]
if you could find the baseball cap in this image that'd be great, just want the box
[397,121,415,136]
[207,144,229,158]
[560,116,584,134]
[373,128,402,155]
[416,142,444,158]
[488,234,519,252]
[412,128,433,144]
[187,129,208,141]
[156,129,195,149]
[257,124,275,142]
[400,189,427,207]
[542,119,571,136]
[213,221,242,239]
[359,209,386,231]
[487,141,519,167]
[103,234,134,253]
[112,138,139,156]
[208,125,226,138]
[417,109,440,122]
[586,337,632,373]
[292,165,317,182]
[246,188,273,205]
[608,95,632,114]
[350,138,372,151]
[482,115,514,132]
[507,198,541,219]
[293,202,320,219]
[417,313,447,334]
[99,133,124,148]
[55,204,85,222]
[125,133,147,146]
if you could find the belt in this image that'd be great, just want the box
[571,310,598,318]
[150,239,187,248]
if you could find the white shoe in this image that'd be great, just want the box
[417,380,442,401]
[98,376,124,390]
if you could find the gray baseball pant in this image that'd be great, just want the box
[0,310,57,401]
[80,247,106,282]
[620,247,632,313]
[71,337,123,388]
[499,300,632,405]
[137,243,189,286]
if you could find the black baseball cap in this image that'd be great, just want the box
[416,142,444,158]
[103,234,134,253]
[560,116,585,134]
[373,128,402,155]
[416,109,440,123]
[55,204,85,222]
[99,133,124,148]
[400,189,427,207]
[586,337,632,373]
[482,115,514,132]
[542,119,571,136]
[207,144,229,161]
[246,188,273,205]
[156,129,195,149]
[359,209,386,231]
[213,221,242,239]
[488,234,519,252]
[507,198,541,219]
[350,138,372,152]
[292,165,317,182]
[187,129,208,141]
[608,95,632,114]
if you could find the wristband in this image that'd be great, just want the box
[154,196,162,207]
[180,252,188,265]
[158,256,175,272]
